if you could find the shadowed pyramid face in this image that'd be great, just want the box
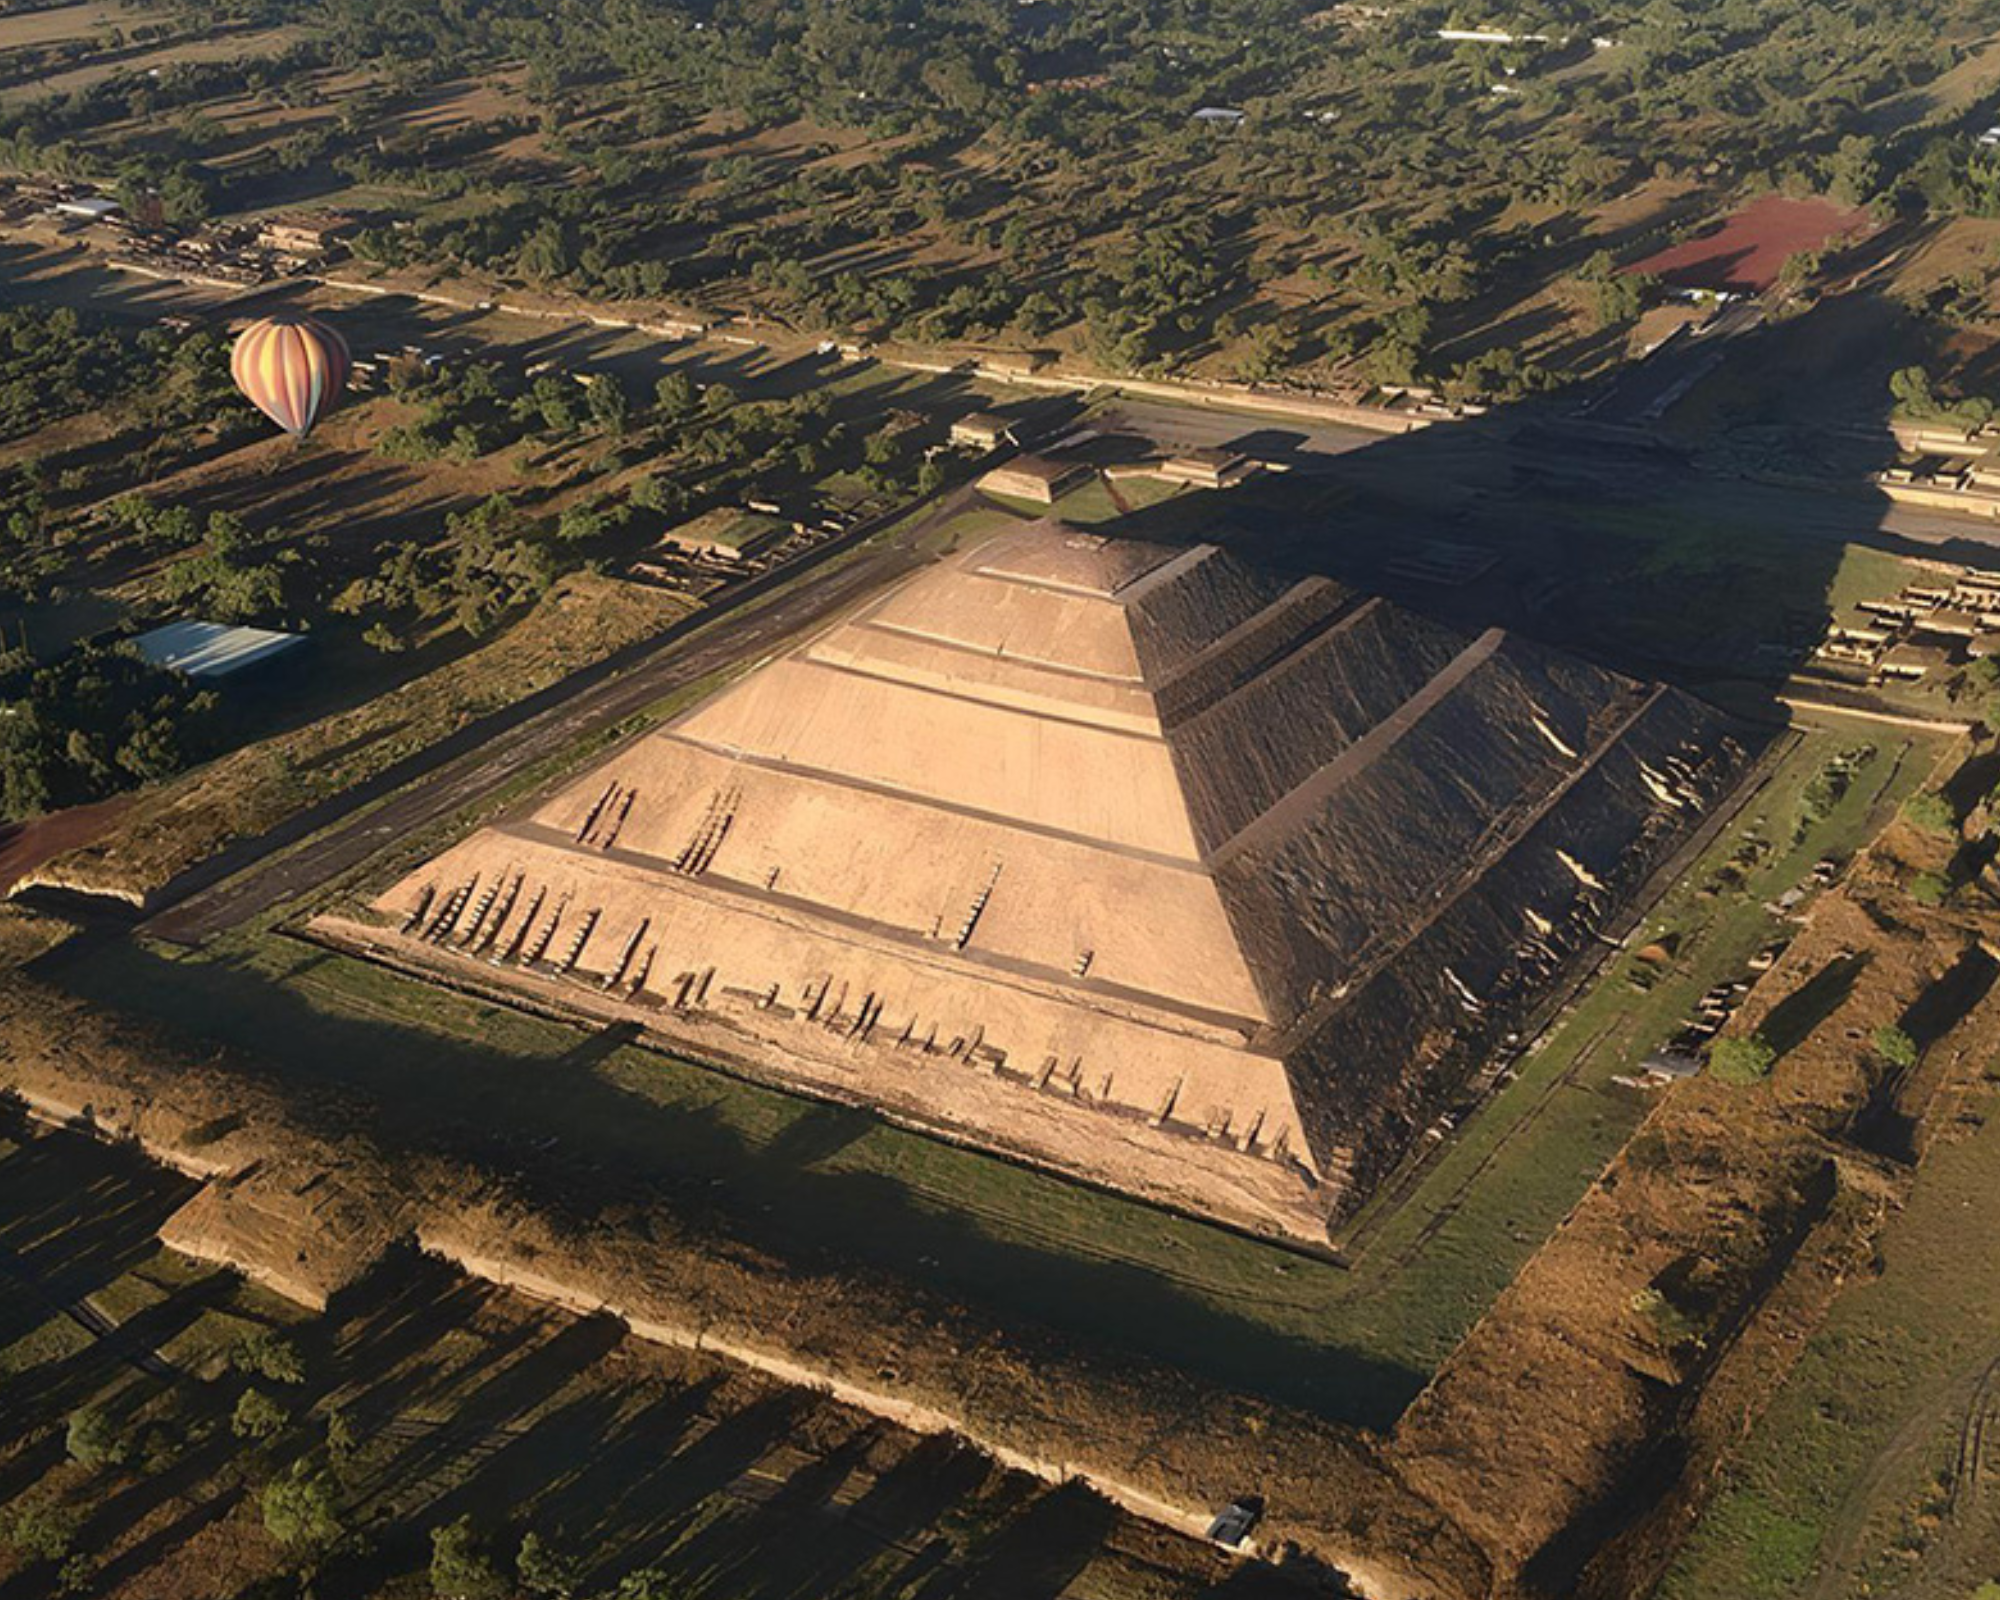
[353,523,1747,1242]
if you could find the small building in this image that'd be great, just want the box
[133,621,305,680]
[659,506,793,564]
[1878,640,1955,682]
[54,195,122,224]
[1191,106,1247,127]
[1916,606,1983,639]
[1153,447,1261,490]
[978,455,1091,505]
[1952,572,2000,612]
[257,209,360,257]
[950,411,1017,451]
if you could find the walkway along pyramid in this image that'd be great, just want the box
[325,523,1750,1241]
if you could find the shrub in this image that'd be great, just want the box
[1872,1025,1919,1069]
[1909,871,1951,907]
[232,1389,287,1441]
[1709,1034,1778,1085]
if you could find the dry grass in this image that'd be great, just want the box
[1389,739,1999,1598]
[33,574,691,901]
[0,974,1493,1600]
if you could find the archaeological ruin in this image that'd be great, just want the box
[318,523,1752,1241]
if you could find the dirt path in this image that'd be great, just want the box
[0,792,135,896]
[1804,1350,1997,1600]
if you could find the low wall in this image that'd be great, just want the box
[0,975,1491,1600]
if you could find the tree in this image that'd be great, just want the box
[1709,1034,1777,1085]
[557,504,607,544]
[1889,365,1938,418]
[1776,250,1822,293]
[1569,250,1648,330]
[233,1388,287,1441]
[1827,134,1881,207]
[1234,320,1298,382]
[517,1531,582,1598]
[430,1516,507,1600]
[232,1329,307,1385]
[612,1570,696,1600]
[1871,1025,1918,1069]
[526,375,580,435]
[325,1406,358,1467]
[0,1494,82,1563]
[653,371,697,420]
[1903,791,1957,836]
[586,373,630,435]
[65,1403,128,1467]
[262,1461,343,1551]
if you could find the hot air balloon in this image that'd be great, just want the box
[230,314,350,438]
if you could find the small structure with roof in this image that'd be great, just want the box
[1878,639,1956,682]
[1152,447,1261,490]
[658,506,793,565]
[950,411,1017,451]
[133,620,305,680]
[257,210,360,258]
[54,195,122,224]
[978,455,1091,505]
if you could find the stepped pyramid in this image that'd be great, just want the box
[340,524,1749,1240]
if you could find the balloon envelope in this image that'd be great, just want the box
[231,315,350,438]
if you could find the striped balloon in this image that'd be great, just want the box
[230,315,350,438]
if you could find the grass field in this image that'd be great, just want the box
[1658,1066,2000,1600]
[1323,720,1948,1378]
[34,718,1943,1438]
[0,1121,1263,1600]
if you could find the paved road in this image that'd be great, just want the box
[1583,301,1766,427]
[138,502,963,945]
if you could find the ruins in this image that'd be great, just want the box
[321,523,1751,1241]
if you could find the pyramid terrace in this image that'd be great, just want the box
[319,524,1749,1241]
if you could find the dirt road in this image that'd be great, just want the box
[137,519,946,945]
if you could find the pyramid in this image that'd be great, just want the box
[335,524,1748,1241]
